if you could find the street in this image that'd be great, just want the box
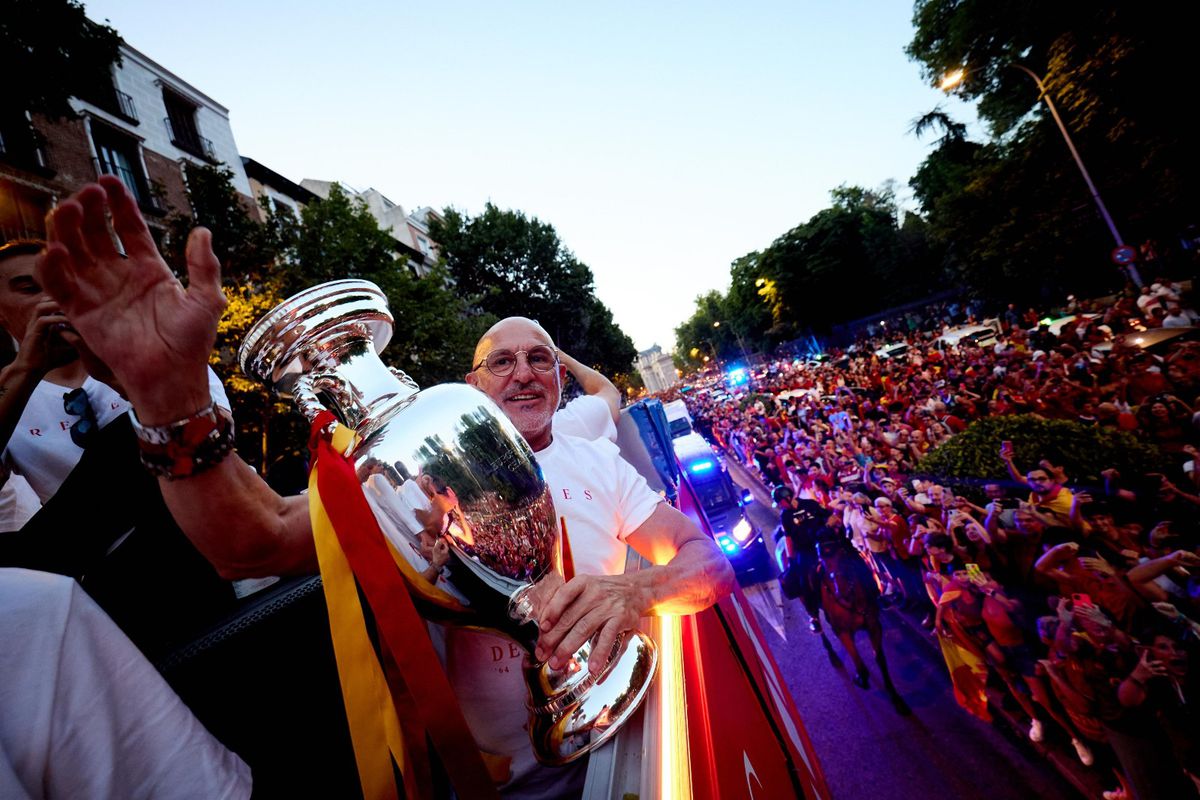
[726,457,1086,800]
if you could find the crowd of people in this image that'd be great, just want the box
[683,282,1200,800]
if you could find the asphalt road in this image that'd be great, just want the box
[726,457,1085,800]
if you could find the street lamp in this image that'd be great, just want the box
[941,65,1143,287]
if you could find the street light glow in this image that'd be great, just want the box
[940,68,964,90]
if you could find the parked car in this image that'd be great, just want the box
[1092,326,1199,355]
[935,324,998,351]
[873,342,910,361]
[1030,313,1099,338]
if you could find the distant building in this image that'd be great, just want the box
[635,344,678,394]
[406,206,444,277]
[299,180,435,276]
[1,43,253,244]
[242,157,319,220]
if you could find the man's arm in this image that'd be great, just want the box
[0,300,80,459]
[534,503,735,675]
[558,351,621,426]
[37,178,317,579]
[998,441,1029,488]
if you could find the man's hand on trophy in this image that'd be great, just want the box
[534,575,646,676]
[36,177,225,424]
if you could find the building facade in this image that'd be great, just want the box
[636,344,679,394]
[300,179,439,276]
[1,44,252,244]
[242,157,319,219]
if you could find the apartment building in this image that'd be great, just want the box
[299,179,439,276]
[1,44,252,243]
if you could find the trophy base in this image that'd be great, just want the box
[527,631,659,765]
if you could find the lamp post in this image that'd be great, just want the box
[941,65,1143,287]
[712,320,750,365]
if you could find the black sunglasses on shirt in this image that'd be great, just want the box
[63,387,99,449]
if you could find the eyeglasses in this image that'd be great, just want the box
[63,387,98,449]
[472,345,558,377]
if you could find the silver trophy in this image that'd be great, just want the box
[239,279,658,765]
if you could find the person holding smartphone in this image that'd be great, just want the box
[999,441,1077,524]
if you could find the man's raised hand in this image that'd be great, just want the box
[36,177,226,424]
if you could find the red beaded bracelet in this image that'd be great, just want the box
[130,403,235,480]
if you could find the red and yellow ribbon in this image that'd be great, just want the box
[307,413,498,800]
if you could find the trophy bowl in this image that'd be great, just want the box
[238,279,658,765]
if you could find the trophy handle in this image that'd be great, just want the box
[294,372,352,424]
[388,367,420,392]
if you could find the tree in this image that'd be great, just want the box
[906,1,1200,298]
[165,162,275,282]
[283,184,401,295]
[430,203,636,379]
[2,0,123,120]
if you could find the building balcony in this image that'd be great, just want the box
[163,117,216,162]
[112,89,139,123]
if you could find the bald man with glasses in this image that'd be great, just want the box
[36,178,735,798]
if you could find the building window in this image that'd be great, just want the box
[0,111,52,176]
[416,236,431,255]
[272,197,297,218]
[162,89,215,161]
[91,124,153,209]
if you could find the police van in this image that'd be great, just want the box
[672,431,770,581]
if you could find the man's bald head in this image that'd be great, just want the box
[466,316,563,451]
[472,317,555,367]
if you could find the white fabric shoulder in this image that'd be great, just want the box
[552,394,617,442]
[0,568,251,800]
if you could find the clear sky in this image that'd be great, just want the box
[84,0,978,353]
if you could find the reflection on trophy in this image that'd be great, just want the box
[239,279,658,765]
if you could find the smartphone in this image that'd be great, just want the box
[1001,439,1013,451]
[1072,593,1094,609]
[965,563,986,585]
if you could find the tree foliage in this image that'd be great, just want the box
[166,163,275,282]
[429,203,636,378]
[916,415,1168,494]
[2,0,123,120]
[906,2,1200,300]
[675,184,944,363]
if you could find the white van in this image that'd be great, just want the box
[663,399,694,439]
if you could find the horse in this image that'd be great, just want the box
[817,537,910,715]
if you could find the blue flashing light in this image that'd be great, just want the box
[716,534,739,555]
[726,367,749,386]
[689,459,715,474]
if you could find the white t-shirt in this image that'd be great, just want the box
[0,568,251,800]
[2,370,230,504]
[0,474,40,531]
[552,394,617,443]
[444,433,661,799]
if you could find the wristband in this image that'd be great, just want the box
[131,403,235,480]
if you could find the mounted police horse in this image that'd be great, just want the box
[816,533,910,715]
